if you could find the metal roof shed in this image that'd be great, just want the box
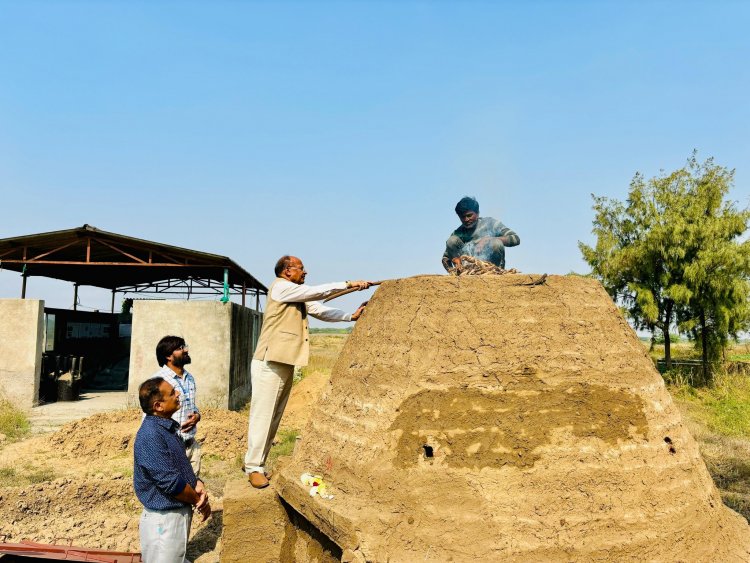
[0,224,267,309]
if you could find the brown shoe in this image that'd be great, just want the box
[249,471,269,489]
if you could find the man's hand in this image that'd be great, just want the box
[346,280,372,290]
[181,412,200,432]
[197,500,212,521]
[351,301,368,321]
[195,480,211,521]
[195,480,207,502]
[451,257,463,271]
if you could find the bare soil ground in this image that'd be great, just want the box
[0,408,247,560]
[0,335,342,560]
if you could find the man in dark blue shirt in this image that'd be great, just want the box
[134,377,211,562]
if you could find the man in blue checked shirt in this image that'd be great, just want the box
[152,336,202,476]
[134,377,211,563]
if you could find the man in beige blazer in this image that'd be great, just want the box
[243,255,372,488]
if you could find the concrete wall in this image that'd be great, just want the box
[128,301,261,409]
[0,299,44,408]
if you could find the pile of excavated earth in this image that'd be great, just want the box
[0,408,246,558]
[256,274,750,562]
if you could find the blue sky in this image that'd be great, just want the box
[1,1,749,322]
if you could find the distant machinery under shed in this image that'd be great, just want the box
[0,224,267,409]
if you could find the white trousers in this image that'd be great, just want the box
[243,358,294,473]
[139,505,192,563]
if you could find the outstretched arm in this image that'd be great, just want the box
[273,280,372,303]
[307,300,369,322]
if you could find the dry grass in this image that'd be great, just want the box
[650,341,750,522]
[678,411,750,520]
[0,463,56,488]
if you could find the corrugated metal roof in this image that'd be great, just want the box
[0,224,266,294]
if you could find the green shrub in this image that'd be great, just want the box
[268,429,299,467]
[0,397,30,441]
[669,370,750,437]
[654,333,682,344]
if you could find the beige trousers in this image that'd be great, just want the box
[185,439,202,478]
[243,358,294,474]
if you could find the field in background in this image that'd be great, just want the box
[299,334,348,380]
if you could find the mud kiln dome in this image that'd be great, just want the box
[278,275,750,562]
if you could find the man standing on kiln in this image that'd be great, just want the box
[243,255,372,489]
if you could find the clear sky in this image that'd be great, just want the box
[1,1,749,322]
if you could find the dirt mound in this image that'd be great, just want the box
[45,408,247,461]
[0,408,245,559]
[197,408,248,460]
[1,475,141,551]
[279,275,750,561]
[281,370,331,432]
[47,411,141,457]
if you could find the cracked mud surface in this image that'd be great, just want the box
[281,274,750,562]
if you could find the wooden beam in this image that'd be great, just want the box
[93,238,147,264]
[28,239,80,262]
[151,251,182,265]
[0,248,22,259]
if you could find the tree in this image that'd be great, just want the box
[674,155,750,379]
[579,153,750,378]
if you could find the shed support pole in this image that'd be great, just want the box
[21,274,27,298]
[73,284,79,311]
[255,290,260,311]
[221,268,230,303]
[111,290,116,313]
[242,281,246,307]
